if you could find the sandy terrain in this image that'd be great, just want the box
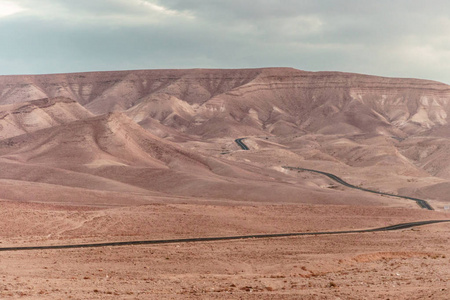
[0,68,449,298]
[0,201,449,299]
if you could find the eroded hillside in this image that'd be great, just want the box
[1,68,450,139]
[0,68,449,209]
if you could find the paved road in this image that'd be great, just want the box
[233,137,433,210]
[2,138,439,252]
[235,138,249,150]
[283,166,434,210]
[0,220,448,252]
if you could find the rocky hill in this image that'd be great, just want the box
[1,68,449,138]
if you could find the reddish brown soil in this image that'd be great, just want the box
[0,201,448,299]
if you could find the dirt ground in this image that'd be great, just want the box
[0,201,448,299]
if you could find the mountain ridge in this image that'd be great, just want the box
[1,68,450,206]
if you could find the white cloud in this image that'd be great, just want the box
[12,0,192,24]
[140,0,181,16]
[0,1,25,18]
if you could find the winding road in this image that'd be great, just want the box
[284,166,434,210]
[0,138,445,252]
[235,138,249,150]
[0,220,448,252]
[234,138,434,210]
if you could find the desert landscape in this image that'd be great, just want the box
[0,68,449,299]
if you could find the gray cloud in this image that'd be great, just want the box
[0,0,449,84]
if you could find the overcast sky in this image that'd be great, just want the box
[0,0,449,83]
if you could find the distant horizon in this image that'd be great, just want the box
[0,67,448,85]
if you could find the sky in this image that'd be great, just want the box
[0,0,450,84]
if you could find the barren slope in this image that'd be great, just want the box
[1,68,449,208]
[0,111,403,207]
[0,97,93,139]
[2,68,450,138]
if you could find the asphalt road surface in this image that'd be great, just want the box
[1,138,442,252]
[235,138,249,150]
[283,166,434,210]
[233,138,433,210]
[0,220,448,252]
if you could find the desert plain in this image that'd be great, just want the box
[0,68,449,299]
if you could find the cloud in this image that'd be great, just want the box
[0,0,450,84]
[0,1,25,18]
[11,0,192,24]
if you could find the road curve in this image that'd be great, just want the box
[0,220,448,252]
[233,138,432,210]
[283,166,434,210]
[235,138,249,150]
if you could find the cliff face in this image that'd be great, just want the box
[1,68,449,138]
